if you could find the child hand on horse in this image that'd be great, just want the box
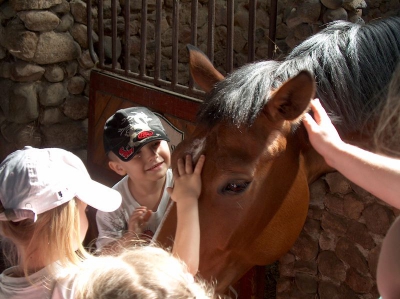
[168,154,205,276]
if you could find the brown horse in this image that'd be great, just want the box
[155,17,400,292]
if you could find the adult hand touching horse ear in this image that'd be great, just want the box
[303,98,345,168]
[303,99,400,210]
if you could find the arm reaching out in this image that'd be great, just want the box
[168,154,205,276]
[303,99,400,209]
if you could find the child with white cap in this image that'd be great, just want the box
[0,146,122,298]
[0,146,206,298]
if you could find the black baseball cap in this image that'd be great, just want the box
[103,107,170,162]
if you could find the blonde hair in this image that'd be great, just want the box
[74,245,217,299]
[0,197,90,277]
[374,62,400,156]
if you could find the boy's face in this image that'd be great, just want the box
[110,140,171,182]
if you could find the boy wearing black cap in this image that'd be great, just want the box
[96,107,173,249]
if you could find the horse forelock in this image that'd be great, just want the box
[197,60,281,128]
[198,17,400,136]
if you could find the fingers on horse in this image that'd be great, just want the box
[310,99,326,124]
[194,155,205,174]
[185,154,193,174]
[302,113,315,129]
[176,157,185,176]
[316,102,334,126]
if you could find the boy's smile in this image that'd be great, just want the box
[146,161,165,171]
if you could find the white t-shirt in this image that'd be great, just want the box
[96,169,173,248]
[0,263,75,299]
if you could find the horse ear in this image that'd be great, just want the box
[264,71,316,121]
[187,44,225,93]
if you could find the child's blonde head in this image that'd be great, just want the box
[0,147,122,277]
[1,197,89,276]
[74,246,217,299]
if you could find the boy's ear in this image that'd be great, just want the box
[108,160,127,176]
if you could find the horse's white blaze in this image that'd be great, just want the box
[186,137,206,162]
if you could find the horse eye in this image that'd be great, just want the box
[221,182,250,195]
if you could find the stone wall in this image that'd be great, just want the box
[0,0,398,161]
[0,0,95,162]
[275,172,398,299]
[0,1,399,298]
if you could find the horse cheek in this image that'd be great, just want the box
[250,171,310,265]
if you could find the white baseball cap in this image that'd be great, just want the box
[0,146,122,222]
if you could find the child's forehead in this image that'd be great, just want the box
[143,139,164,145]
[138,139,169,151]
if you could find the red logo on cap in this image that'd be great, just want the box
[119,147,134,159]
[138,131,154,140]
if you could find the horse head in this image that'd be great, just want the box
[156,46,327,292]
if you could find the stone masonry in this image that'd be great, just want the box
[275,172,399,299]
[0,1,399,298]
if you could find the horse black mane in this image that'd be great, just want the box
[198,17,400,133]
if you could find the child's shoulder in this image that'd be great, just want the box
[113,175,129,188]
